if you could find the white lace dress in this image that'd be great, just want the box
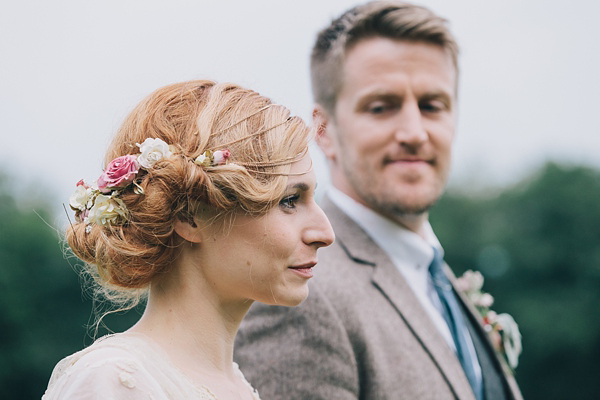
[42,333,261,400]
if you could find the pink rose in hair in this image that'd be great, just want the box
[212,149,231,165]
[97,155,140,193]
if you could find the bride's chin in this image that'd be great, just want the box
[269,288,309,307]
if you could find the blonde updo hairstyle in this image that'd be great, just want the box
[66,80,310,307]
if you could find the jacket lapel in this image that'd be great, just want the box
[322,199,476,400]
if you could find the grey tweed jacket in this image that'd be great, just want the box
[235,199,522,400]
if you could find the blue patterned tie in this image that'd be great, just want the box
[429,248,483,400]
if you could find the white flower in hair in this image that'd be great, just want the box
[136,138,172,168]
[88,194,129,226]
[69,184,93,211]
[195,153,208,166]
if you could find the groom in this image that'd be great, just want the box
[235,1,522,399]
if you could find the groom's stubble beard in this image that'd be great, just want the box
[340,150,448,220]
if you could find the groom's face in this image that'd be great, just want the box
[318,37,457,219]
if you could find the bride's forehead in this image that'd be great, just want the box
[289,153,312,172]
[287,154,315,184]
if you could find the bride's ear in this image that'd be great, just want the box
[174,218,204,244]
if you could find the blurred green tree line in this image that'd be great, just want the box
[430,163,600,400]
[1,162,599,399]
[0,172,139,399]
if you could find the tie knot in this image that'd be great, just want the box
[429,248,451,291]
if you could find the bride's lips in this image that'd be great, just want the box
[288,262,317,278]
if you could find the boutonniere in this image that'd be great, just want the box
[456,270,522,373]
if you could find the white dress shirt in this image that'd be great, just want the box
[327,187,482,385]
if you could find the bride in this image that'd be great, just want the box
[43,80,334,399]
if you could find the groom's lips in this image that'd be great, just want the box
[384,153,436,167]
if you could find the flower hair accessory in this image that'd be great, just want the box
[456,270,522,372]
[69,138,173,233]
[194,149,231,167]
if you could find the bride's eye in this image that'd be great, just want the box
[279,194,300,210]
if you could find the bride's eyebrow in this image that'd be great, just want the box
[286,182,310,191]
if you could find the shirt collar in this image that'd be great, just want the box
[327,187,443,270]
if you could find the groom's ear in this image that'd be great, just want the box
[174,217,203,244]
[313,105,336,162]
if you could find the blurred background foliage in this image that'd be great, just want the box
[0,171,140,399]
[430,163,600,400]
[1,162,599,399]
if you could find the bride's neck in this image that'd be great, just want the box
[128,262,252,377]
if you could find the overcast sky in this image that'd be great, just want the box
[1,0,599,213]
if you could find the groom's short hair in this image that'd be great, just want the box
[310,0,460,114]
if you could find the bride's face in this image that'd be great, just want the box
[199,153,334,306]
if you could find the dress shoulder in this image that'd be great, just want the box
[233,362,261,400]
[42,344,167,399]
[42,334,219,399]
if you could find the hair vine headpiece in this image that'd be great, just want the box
[69,138,173,233]
[70,105,306,232]
[195,104,274,136]
[241,148,312,176]
[208,117,292,151]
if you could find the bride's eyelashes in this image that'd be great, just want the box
[279,194,300,211]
